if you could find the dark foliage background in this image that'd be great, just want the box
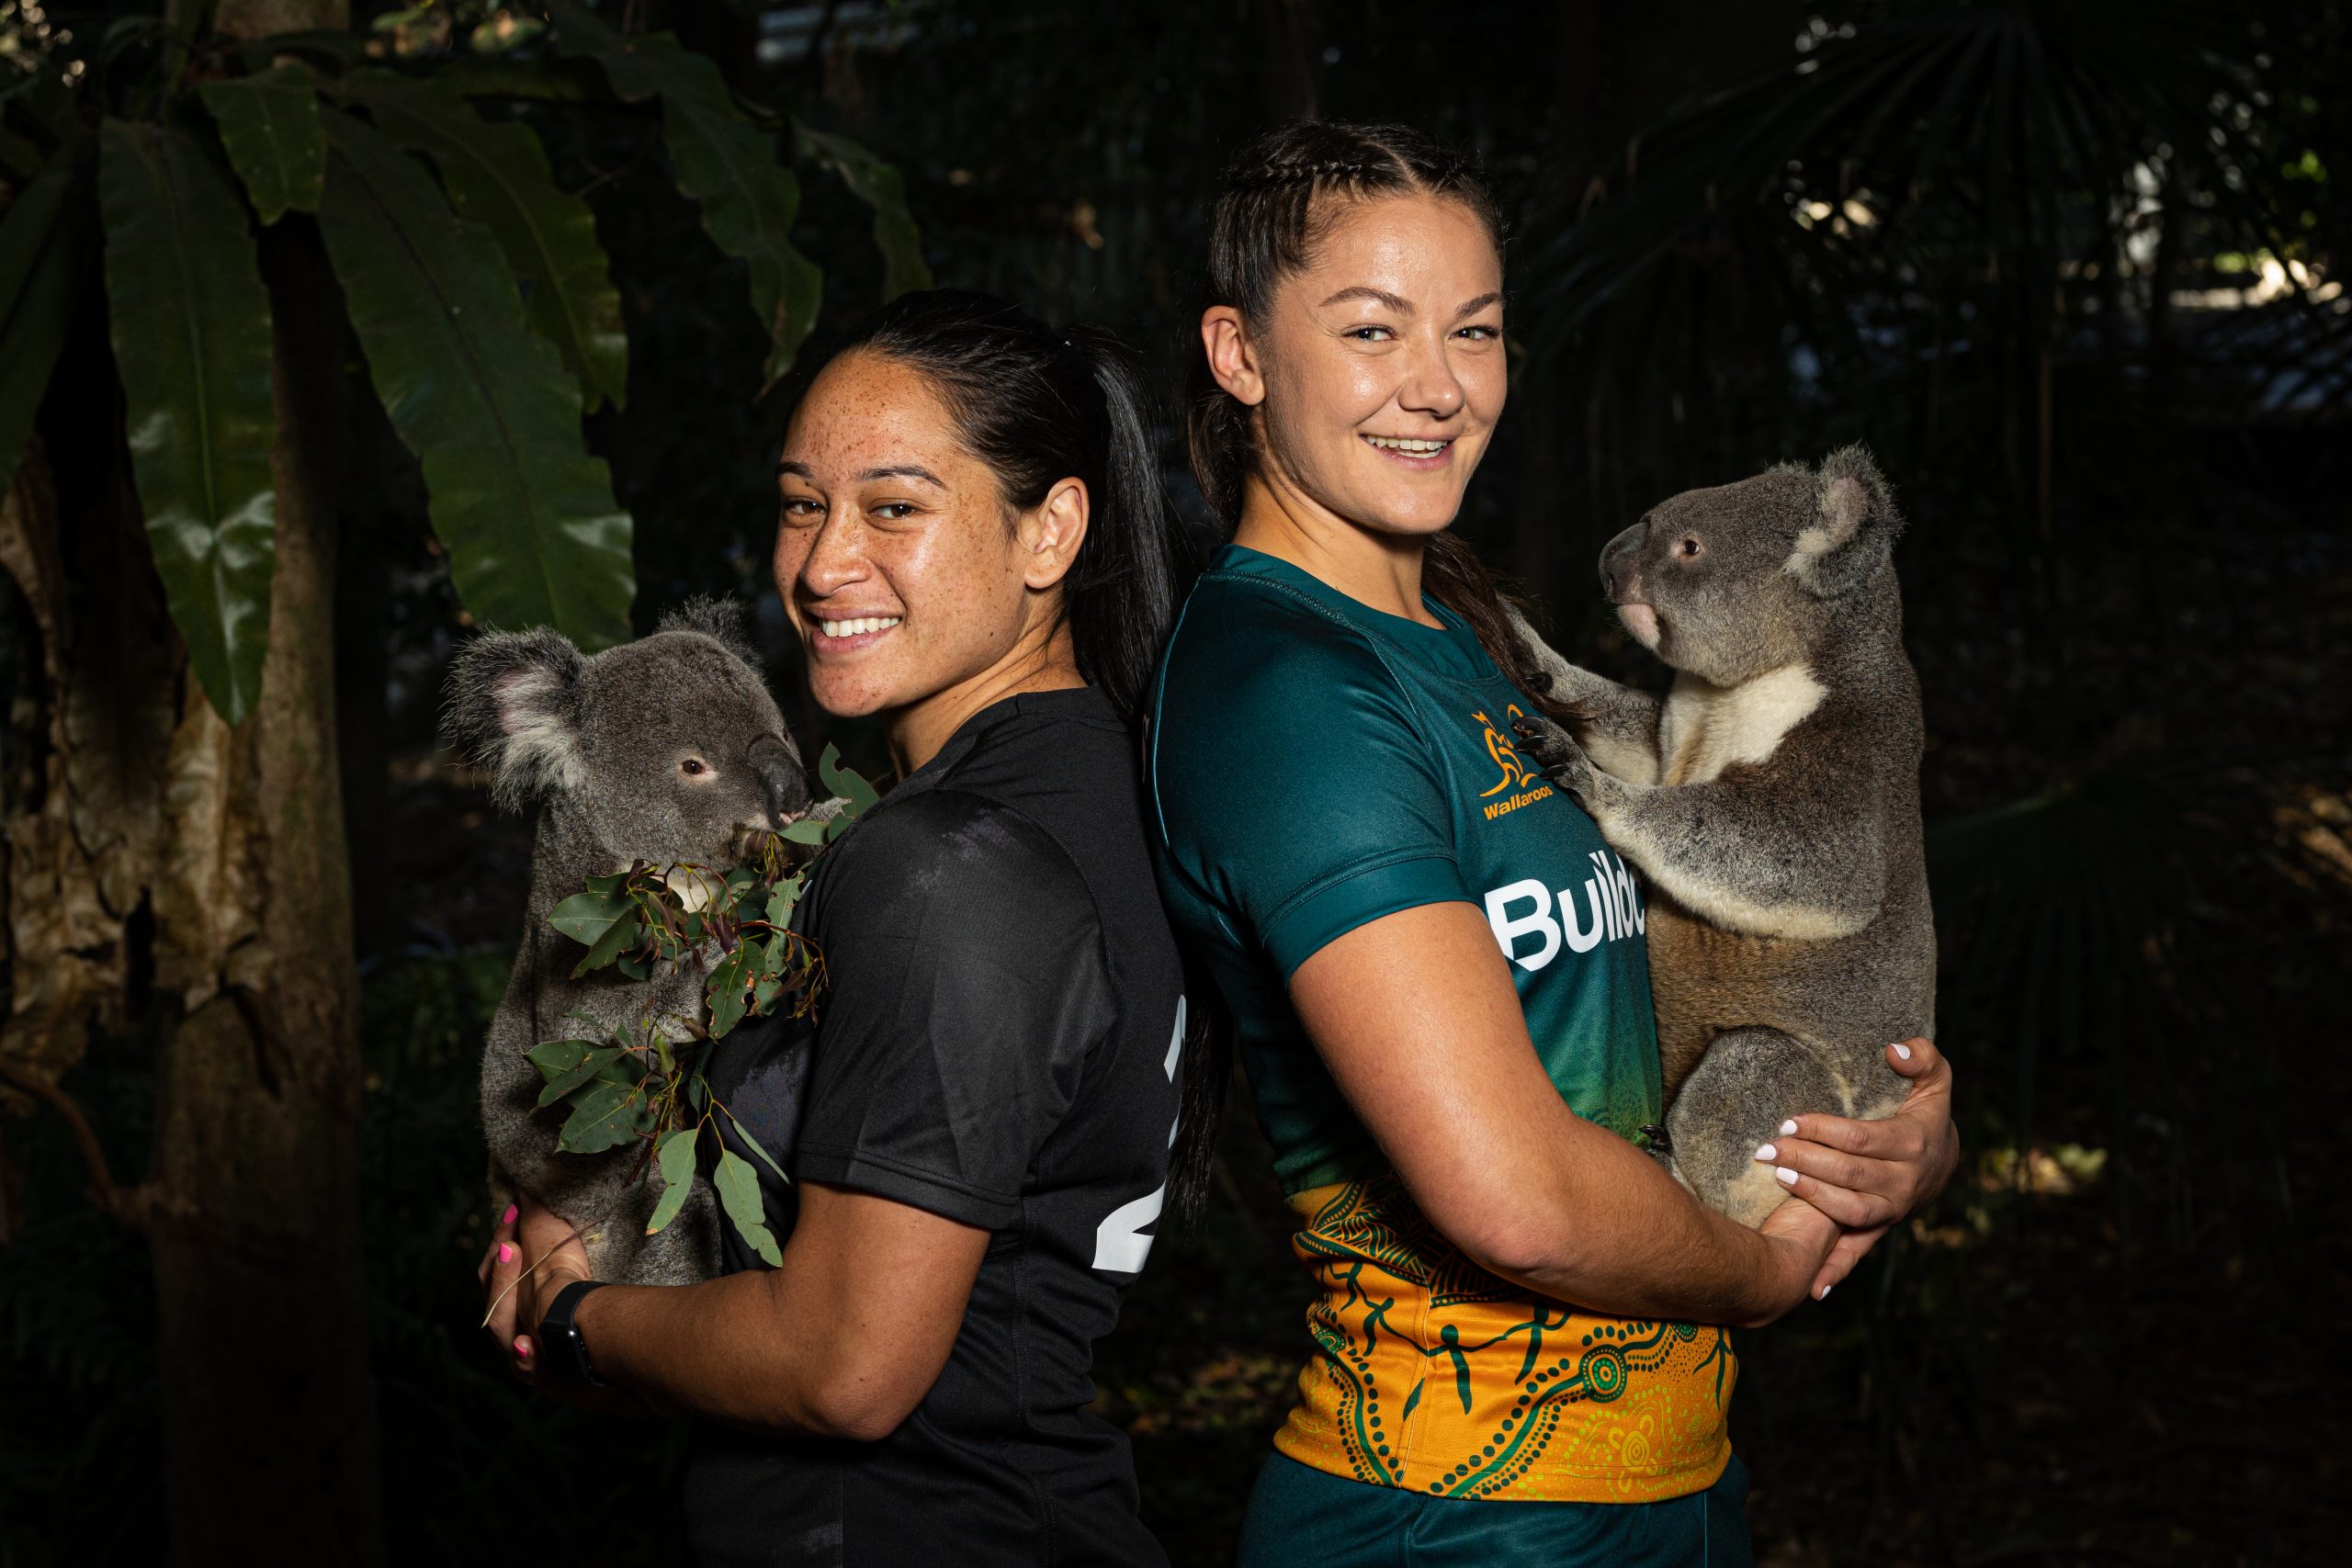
[3,2,2346,1564]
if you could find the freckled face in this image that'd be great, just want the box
[772,352,1033,720]
[1252,194,1507,536]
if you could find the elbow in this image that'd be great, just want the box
[1450,1211,1581,1291]
[775,1368,922,1443]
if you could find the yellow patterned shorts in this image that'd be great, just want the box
[1272,1172,1736,1503]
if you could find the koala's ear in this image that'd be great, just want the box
[657,596,759,666]
[442,628,588,811]
[1787,445,1905,598]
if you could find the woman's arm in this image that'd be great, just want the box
[1290,901,1835,1327]
[485,1182,987,1438]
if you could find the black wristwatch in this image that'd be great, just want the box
[536,1280,609,1387]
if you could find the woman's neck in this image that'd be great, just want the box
[1230,470,1442,627]
[884,615,1083,778]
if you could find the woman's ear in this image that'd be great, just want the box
[1020,477,1091,592]
[1202,306,1264,406]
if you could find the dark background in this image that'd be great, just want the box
[4,2,2347,1563]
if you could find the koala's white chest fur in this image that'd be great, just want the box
[1657,664,1826,786]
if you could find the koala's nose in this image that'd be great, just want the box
[749,733,811,822]
[1599,523,1644,603]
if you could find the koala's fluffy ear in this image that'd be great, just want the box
[1786,445,1905,599]
[442,628,588,811]
[657,596,759,666]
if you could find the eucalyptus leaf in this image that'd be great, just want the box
[198,65,326,225]
[714,1147,782,1267]
[314,108,633,651]
[341,73,628,411]
[645,1127,698,1234]
[534,1045,627,1107]
[707,943,754,1038]
[549,885,633,944]
[817,743,881,816]
[526,1038,606,1079]
[779,818,829,845]
[729,1114,791,1186]
[569,907,641,977]
[97,118,277,727]
[558,1077,643,1154]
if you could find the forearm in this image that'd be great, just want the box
[1487,1116,1815,1327]
[1586,773,1881,939]
[572,1268,851,1433]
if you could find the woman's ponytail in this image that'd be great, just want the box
[1057,325,1181,725]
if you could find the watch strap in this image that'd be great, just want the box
[537,1279,609,1387]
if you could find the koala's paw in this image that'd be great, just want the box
[1512,714,1596,801]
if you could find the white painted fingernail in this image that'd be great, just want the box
[1754,1144,1777,1162]
[1819,1283,1833,1300]
[1892,1043,1912,1061]
[1776,1167,1798,1187]
[1779,1119,1798,1137]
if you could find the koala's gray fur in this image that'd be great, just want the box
[1510,447,1935,1226]
[444,600,813,1283]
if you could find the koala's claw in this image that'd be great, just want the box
[1512,714,1593,795]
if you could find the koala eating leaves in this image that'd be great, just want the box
[444,599,813,1284]
[1510,446,1935,1227]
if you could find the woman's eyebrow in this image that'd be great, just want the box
[774,460,945,488]
[1318,285,1412,312]
[1453,291,1504,319]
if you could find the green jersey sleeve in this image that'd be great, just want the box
[1150,577,1471,979]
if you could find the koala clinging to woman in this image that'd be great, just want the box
[444,600,813,1285]
[1509,446,1936,1227]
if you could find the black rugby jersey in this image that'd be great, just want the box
[688,685,1184,1568]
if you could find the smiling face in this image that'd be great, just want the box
[772,350,1084,748]
[1209,191,1507,540]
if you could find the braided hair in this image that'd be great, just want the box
[1188,121,1570,719]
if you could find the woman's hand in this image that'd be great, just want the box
[477,1197,593,1390]
[1753,1038,1960,1298]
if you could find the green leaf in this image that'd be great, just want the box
[341,73,628,411]
[546,0,820,385]
[558,1076,644,1154]
[548,885,633,944]
[706,942,755,1038]
[797,125,930,299]
[531,1043,627,1107]
[526,1038,606,1078]
[0,142,85,499]
[645,1127,698,1234]
[763,878,799,930]
[714,1146,782,1266]
[315,108,634,650]
[817,742,881,816]
[569,906,642,978]
[198,65,326,225]
[779,818,829,845]
[727,1111,791,1185]
[97,119,278,727]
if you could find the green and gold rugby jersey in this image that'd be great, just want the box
[1147,543,1735,1504]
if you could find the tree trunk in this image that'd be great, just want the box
[143,220,381,1566]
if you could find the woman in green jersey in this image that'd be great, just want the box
[1146,123,1960,1565]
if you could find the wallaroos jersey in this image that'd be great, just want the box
[1148,544,1735,1505]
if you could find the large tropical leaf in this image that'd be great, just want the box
[96,119,278,726]
[314,108,633,649]
[0,141,86,499]
[336,73,628,411]
[196,64,326,225]
[545,0,821,386]
[797,125,932,300]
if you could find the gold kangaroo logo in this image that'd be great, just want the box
[1473,705,1539,797]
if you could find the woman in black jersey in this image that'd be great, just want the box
[481,290,1201,1567]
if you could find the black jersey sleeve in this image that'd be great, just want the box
[790,788,1117,1230]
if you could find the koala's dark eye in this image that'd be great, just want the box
[680,758,707,777]
[1677,536,1703,558]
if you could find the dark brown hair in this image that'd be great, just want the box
[1187,120,1569,716]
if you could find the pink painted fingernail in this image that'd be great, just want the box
[1892,1043,1913,1061]
[1776,1167,1798,1187]
[514,1336,531,1357]
[1754,1144,1777,1163]
[1779,1119,1798,1137]
[502,1204,518,1224]
[497,1242,514,1264]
